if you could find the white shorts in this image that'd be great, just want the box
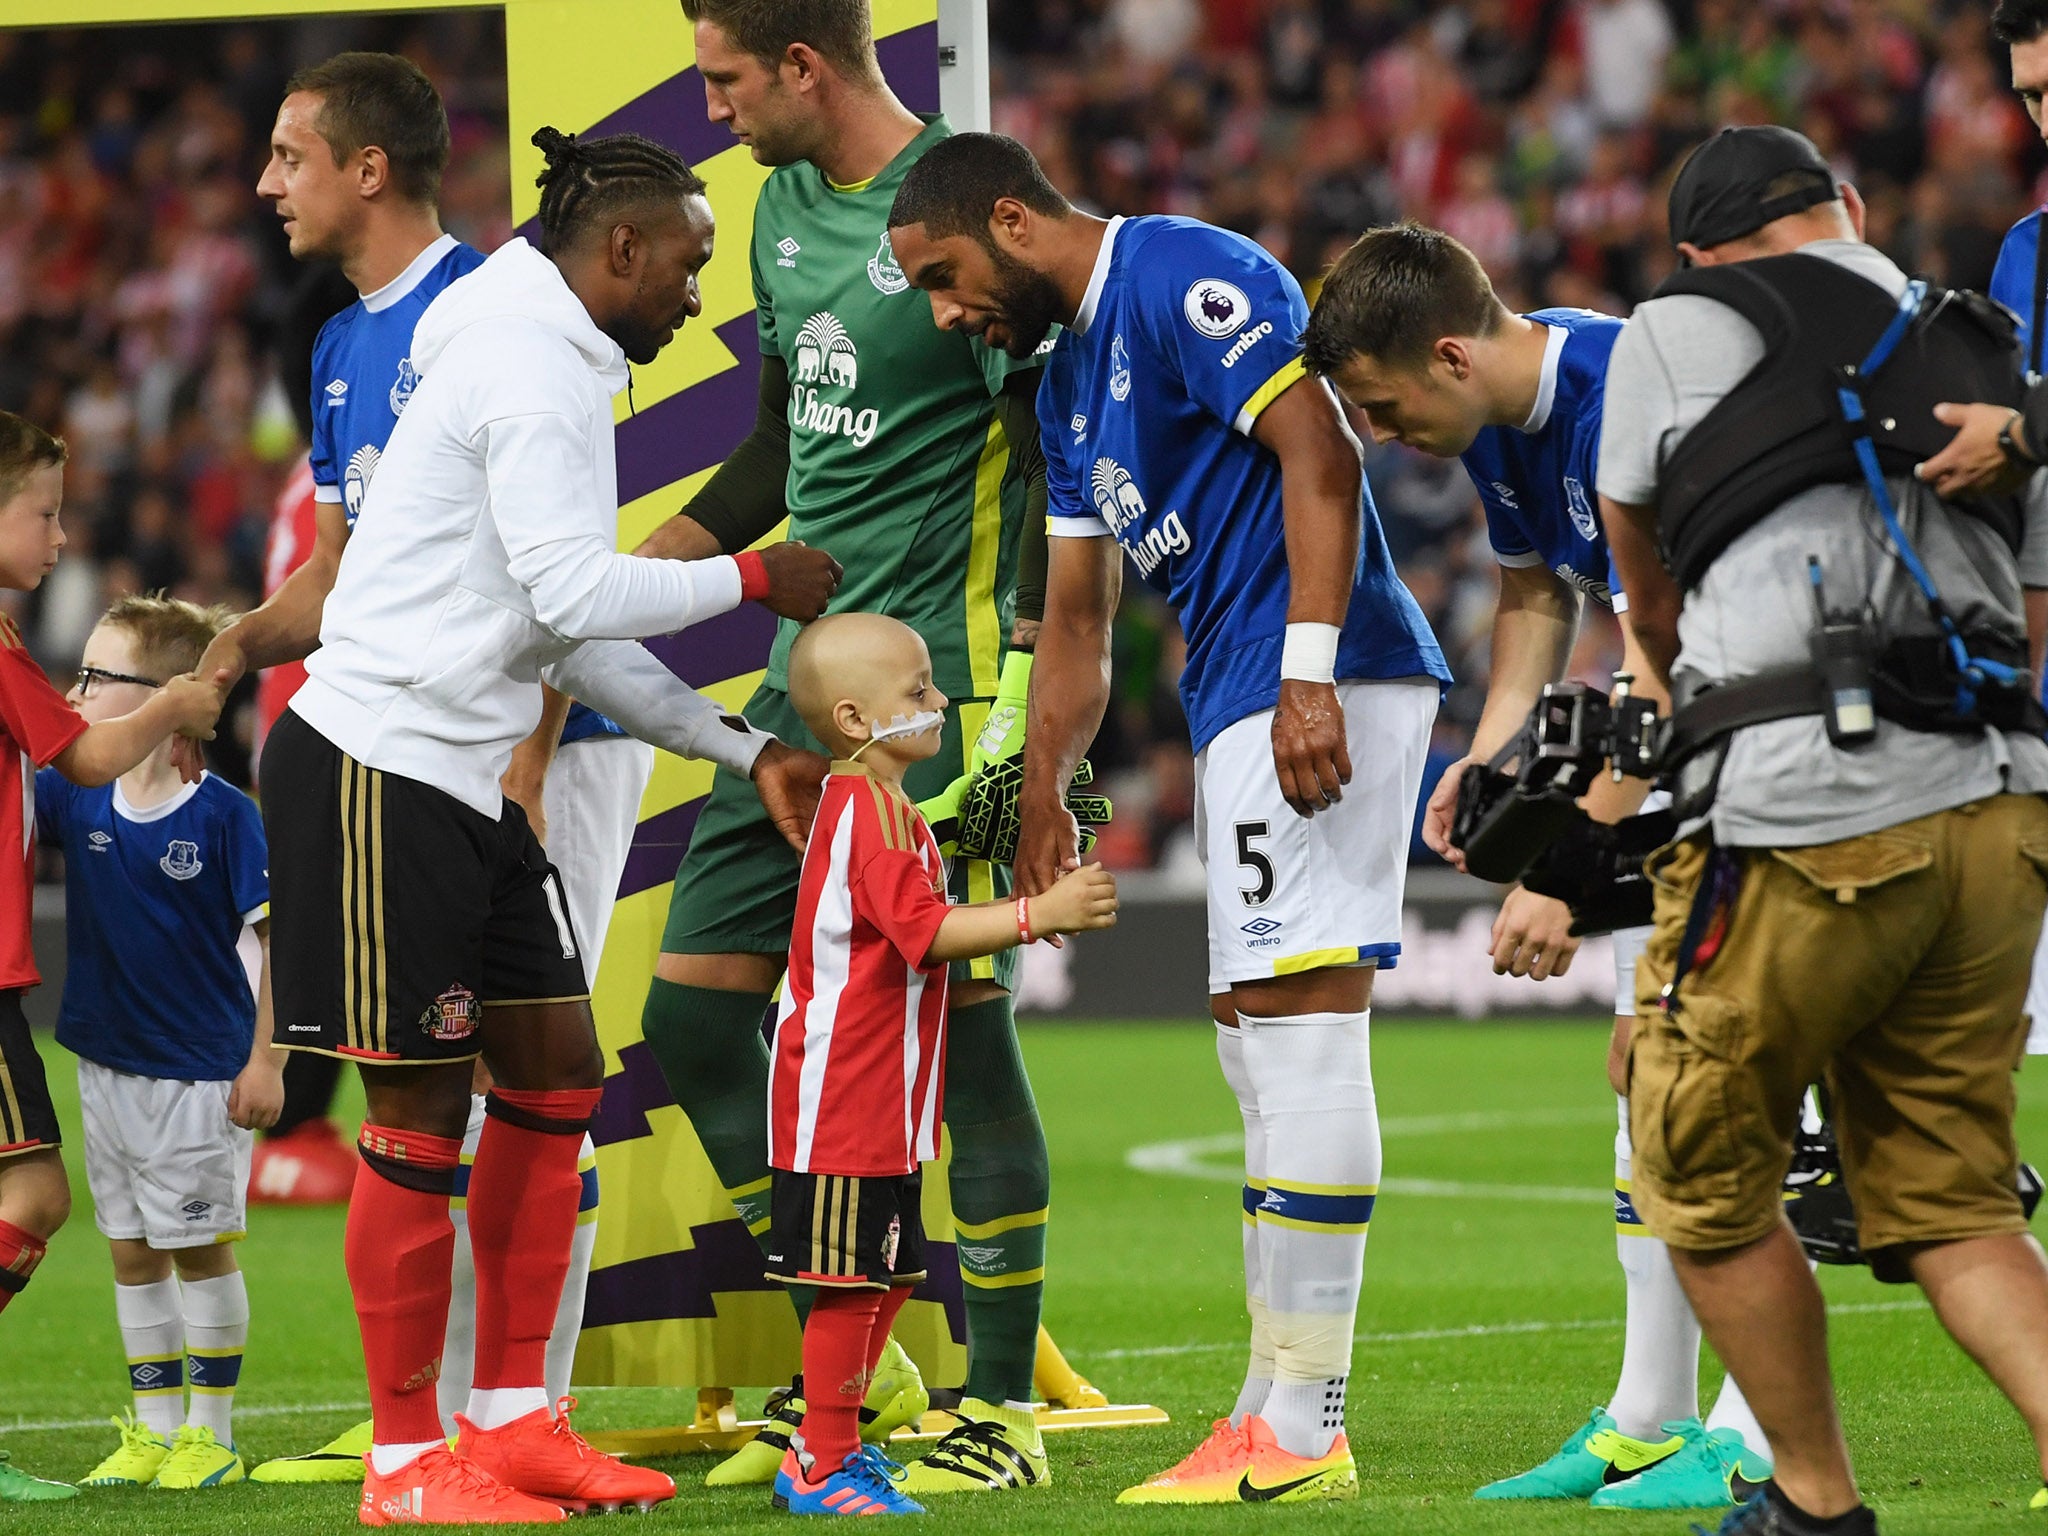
[1611,925,1651,1019]
[78,1060,252,1248]
[1194,678,1436,993]
[544,734,655,987]
[1609,791,1670,1019]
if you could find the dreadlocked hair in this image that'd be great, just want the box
[531,126,708,257]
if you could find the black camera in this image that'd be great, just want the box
[1449,681,1665,887]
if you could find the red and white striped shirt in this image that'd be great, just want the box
[0,615,86,988]
[770,764,950,1177]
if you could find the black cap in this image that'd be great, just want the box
[1667,126,1839,252]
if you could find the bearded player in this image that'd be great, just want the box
[891,133,1449,1504]
[632,0,1089,1495]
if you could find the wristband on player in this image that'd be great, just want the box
[1280,622,1341,685]
[1016,895,1034,946]
[734,550,771,602]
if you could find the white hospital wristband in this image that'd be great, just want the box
[1280,622,1341,684]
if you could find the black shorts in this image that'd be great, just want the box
[0,988,60,1157]
[263,710,590,1065]
[766,1169,927,1291]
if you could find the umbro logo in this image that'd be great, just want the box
[87,831,111,852]
[181,1199,211,1221]
[776,236,801,269]
[1070,414,1088,443]
[1240,917,1283,937]
[323,379,348,404]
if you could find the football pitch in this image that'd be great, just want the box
[7,1018,2045,1535]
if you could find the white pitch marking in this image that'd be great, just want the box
[1128,1108,1618,1203]
[5,1399,369,1434]
[1088,1300,1930,1362]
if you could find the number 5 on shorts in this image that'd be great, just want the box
[1236,820,1274,907]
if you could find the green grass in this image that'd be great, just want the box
[6,1019,2046,1533]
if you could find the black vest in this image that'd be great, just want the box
[1651,253,2026,590]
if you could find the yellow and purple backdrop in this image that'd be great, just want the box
[2,0,973,1391]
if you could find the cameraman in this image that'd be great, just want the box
[1600,126,2048,1536]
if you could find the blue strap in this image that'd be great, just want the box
[1835,279,2021,717]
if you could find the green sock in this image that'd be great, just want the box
[640,977,812,1325]
[945,995,1049,1405]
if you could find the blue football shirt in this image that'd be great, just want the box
[1991,209,2045,379]
[1459,309,1626,609]
[1040,215,1448,752]
[312,233,622,746]
[37,772,269,1081]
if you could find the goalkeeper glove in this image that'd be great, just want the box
[919,651,1113,862]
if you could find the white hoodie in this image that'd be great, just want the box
[293,237,771,817]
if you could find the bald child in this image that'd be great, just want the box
[761,614,1113,1515]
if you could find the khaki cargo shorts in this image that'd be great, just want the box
[1629,793,2048,1268]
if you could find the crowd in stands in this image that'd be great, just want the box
[0,16,507,786]
[991,0,2047,869]
[3,3,2041,866]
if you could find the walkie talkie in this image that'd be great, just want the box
[1808,556,1877,747]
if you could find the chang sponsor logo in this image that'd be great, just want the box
[343,443,381,526]
[794,312,859,389]
[792,389,880,447]
[1090,456,1147,536]
[1089,457,1189,577]
[1555,563,1613,606]
[790,312,880,445]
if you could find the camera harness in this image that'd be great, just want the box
[1653,258,2042,792]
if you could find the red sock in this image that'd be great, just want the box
[468,1087,602,1392]
[348,1124,461,1445]
[866,1284,912,1376]
[800,1287,885,1476]
[0,1218,48,1316]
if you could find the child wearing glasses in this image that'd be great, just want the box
[0,412,228,1505]
[36,593,276,1493]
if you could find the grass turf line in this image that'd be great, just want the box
[4,1019,2045,1533]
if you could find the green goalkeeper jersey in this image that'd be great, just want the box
[753,114,1037,699]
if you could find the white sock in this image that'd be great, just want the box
[1704,1370,1773,1464]
[1264,1377,1346,1451]
[1238,1008,1377,1459]
[543,1135,598,1408]
[368,1440,444,1476]
[181,1271,249,1443]
[115,1277,185,1439]
[1216,1022,1273,1426]
[438,1097,486,1437]
[464,1386,550,1431]
[1608,1095,1701,1437]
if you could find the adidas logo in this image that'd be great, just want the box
[376,1486,425,1519]
[399,1357,441,1393]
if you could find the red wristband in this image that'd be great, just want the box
[734,549,770,602]
[1016,895,1034,946]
